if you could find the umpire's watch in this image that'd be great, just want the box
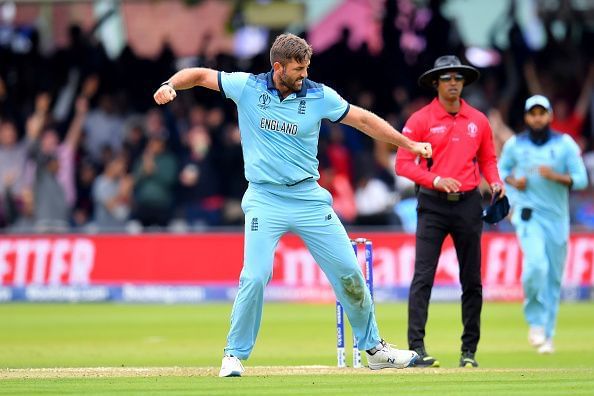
[432,176,441,188]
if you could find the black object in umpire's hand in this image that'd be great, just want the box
[482,191,510,224]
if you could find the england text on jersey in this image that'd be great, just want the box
[260,118,298,136]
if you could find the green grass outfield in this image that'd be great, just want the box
[0,302,592,395]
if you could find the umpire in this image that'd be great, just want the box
[396,56,505,367]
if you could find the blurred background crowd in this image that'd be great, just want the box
[1,0,594,233]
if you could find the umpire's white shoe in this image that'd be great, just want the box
[219,355,245,377]
[528,326,546,348]
[366,340,419,370]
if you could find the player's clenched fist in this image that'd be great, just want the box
[153,84,177,105]
[412,142,432,158]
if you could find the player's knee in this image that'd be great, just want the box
[340,272,367,308]
[522,263,546,283]
[239,271,272,290]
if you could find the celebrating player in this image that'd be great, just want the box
[154,33,431,377]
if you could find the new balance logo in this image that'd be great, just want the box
[387,358,395,364]
[298,100,306,114]
[251,218,259,231]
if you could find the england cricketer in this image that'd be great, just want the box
[154,33,431,377]
[499,94,588,354]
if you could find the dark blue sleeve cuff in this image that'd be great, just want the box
[332,103,350,123]
[218,72,226,99]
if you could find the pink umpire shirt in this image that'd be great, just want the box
[396,98,502,191]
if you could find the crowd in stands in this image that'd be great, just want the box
[1,1,594,233]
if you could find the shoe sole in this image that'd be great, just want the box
[219,372,242,377]
[460,359,478,368]
[412,360,440,368]
[368,354,419,370]
[219,370,243,377]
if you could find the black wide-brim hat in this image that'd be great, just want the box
[418,55,480,89]
[482,194,510,224]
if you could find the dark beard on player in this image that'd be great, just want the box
[280,72,301,93]
[527,125,551,146]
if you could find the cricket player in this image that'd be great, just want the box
[154,33,431,376]
[499,95,588,353]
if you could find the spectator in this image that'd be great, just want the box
[131,131,177,228]
[29,96,87,231]
[1,93,53,203]
[122,116,146,169]
[92,154,132,230]
[2,187,36,233]
[83,91,125,164]
[177,125,222,227]
[0,118,30,203]
[73,158,97,227]
[218,124,248,225]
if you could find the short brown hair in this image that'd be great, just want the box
[270,33,313,67]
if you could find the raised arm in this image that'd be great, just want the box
[64,96,88,149]
[153,67,220,105]
[341,105,431,158]
[523,61,547,96]
[25,92,51,141]
[574,63,594,118]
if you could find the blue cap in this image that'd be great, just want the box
[525,95,552,112]
[482,195,510,224]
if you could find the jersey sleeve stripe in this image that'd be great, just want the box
[218,72,226,99]
[332,103,350,123]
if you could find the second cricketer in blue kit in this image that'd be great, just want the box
[499,95,588,354]
[154,33,432,376]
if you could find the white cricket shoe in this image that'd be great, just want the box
[537,339,555,354]
[366,340,419,370]
[528,326,546,347]
[219,355,245,377]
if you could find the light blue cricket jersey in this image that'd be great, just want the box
[498,131,588,222]
[218,70,350,185]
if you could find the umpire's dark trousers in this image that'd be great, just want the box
[408,188,483,354]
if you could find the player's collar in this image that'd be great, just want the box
[266,69,275,91]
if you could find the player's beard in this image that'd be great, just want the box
[279,69,303,93]
[528,125,551,146]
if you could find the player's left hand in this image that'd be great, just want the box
[490,182,506,200]
[538,166,554,180]
[413,142,432,158]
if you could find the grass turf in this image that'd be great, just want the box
[1,370,593,396]
[0,302,592,394]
